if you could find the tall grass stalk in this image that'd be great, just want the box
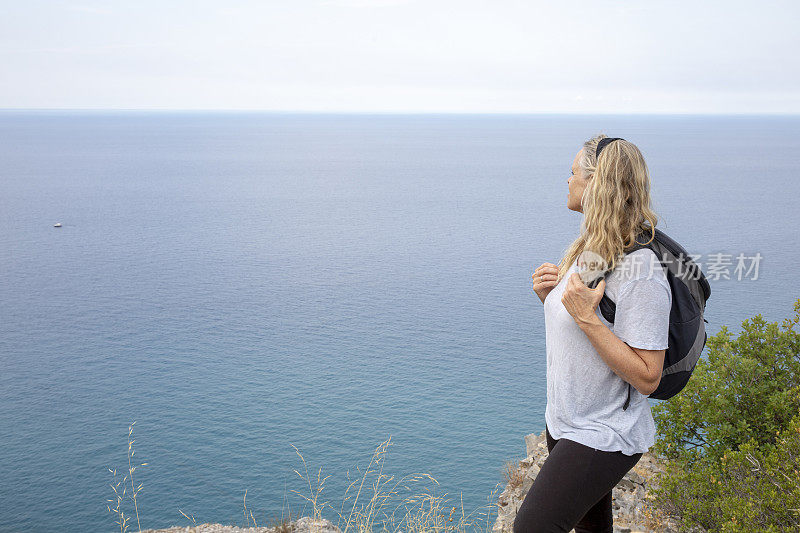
[105,424,505,533]
[106,421,147,533]
[286,435,504,533]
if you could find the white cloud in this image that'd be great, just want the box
[0,0,797,113]
[317,0,417,6]
[66,5,114,15]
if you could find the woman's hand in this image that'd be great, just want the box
[532,262,560,304]
[561,272,605,325]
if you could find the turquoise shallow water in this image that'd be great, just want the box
[0,111,797,532]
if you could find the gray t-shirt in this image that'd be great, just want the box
[543,247,672,455]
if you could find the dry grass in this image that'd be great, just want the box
[106,421,148,533]
[499,460,525,491]
[265,511,298,533]
[287,435,505,533]
[106,423,506,533]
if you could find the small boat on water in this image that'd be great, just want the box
[53,222,62,228]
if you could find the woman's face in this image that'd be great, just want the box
[567,148,589,213]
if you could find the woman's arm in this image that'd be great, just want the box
[560,272,665,395]
[576,318,664,395]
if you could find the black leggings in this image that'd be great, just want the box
[512,424,643,533]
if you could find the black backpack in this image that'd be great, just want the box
[587,227,712,410]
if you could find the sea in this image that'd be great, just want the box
[0,111,797,532]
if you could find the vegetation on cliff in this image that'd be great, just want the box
[650,298,800,532]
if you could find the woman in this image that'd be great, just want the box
[514,135,672,533]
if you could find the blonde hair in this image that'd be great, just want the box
[556,134,659,283]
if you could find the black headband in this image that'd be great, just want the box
[595,137,624,159]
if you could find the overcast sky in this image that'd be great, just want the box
[1,0,797,113]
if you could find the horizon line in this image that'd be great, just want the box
[1,108,799,116]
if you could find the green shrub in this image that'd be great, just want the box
[649,298,800,532]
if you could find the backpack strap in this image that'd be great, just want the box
[584,229,657,411]
[585,228,655,319]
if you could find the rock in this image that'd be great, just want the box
[295,516,341,533]
[524,432,546,456]
[139,516,341,533]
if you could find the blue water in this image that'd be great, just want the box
[0,111,798,532]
